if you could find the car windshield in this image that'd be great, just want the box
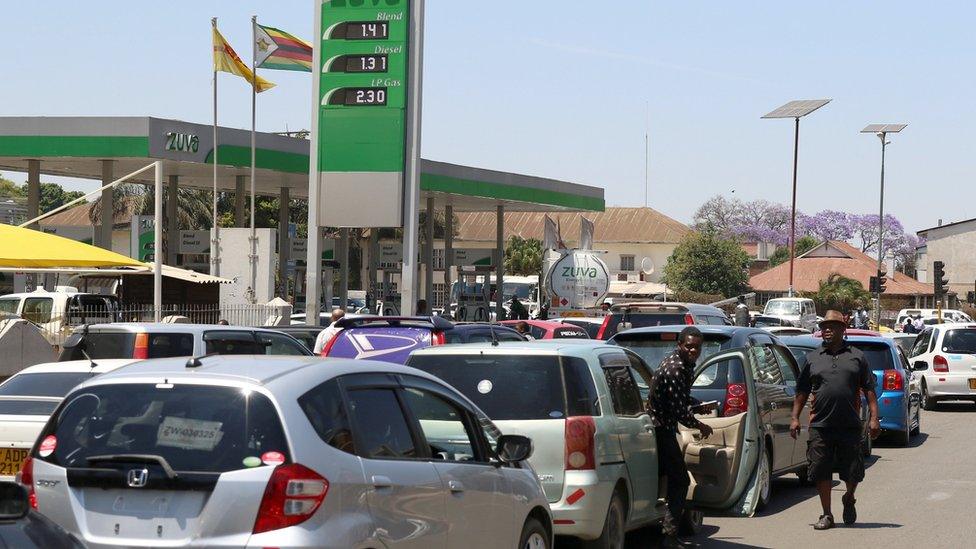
[753,316,787,327]
[612,333,731,370]
[765,301,800,315]
[502,282,534,300]
[44,383,289,473]
[0,372,94,397]
[941,329,976,354]
[406,354,584,420]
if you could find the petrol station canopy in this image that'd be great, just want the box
[0,116,605,213]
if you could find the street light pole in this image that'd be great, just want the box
[789,117,800,297]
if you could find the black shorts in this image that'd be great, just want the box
[807,427,864,483]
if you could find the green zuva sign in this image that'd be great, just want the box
[317,0,411,227]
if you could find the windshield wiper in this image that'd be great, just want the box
[85,454,179,479]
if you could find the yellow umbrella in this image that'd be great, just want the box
[0,224,144,269]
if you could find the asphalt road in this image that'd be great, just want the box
[619,401,976,548]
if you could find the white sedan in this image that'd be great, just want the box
[906,323,976,409]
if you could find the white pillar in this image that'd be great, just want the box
[153,162,163,321]
[495,204,505,320]
[339,228,349,310]
[98,160,114,250]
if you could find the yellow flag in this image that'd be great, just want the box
[212,27,275,93]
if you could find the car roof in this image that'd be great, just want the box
[73,323,284,334]
[780,334,896,349]
[499,319,569,328]
[80,355,453,393]
[12,359,137,375]
[612,325,766,337]
[411,339,606,356]
[609,302,725,314]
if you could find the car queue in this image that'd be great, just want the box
[0,303,940,548]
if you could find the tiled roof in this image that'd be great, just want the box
[453,207,690,244]
[749,241,932,296]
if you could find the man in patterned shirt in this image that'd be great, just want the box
[650,326,716,547]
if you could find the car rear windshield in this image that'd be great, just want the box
[612,333,731,370]
[848,342,895,371]
[0,298,18,315]
[0,372,94,398]
[0,399,60,416]
[59,333,135,361]
[406,354,598,420]
[600,313,689,339]
[941,329,976,354]
[41,383,289,473]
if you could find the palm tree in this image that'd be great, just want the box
[806,273,872,314]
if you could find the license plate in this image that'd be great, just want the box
[0,447,29,476]
[969,379,976,390]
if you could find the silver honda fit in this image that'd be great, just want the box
[23,355,552,548]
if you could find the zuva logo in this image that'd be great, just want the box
[562,266,599,278]
[164,132,199,153]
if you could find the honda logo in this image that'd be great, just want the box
[127,468,149,488]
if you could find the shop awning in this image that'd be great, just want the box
[0,224,144,269]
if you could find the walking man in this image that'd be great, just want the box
[734,295,750,327]
[312,308,346,355]
[790,310,880,530]
[650,326,715,548]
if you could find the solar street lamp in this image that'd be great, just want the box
[861,123,907,327]
[762,99,831,297]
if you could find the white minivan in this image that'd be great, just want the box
[0,288,120,346]
[762,298,817,331]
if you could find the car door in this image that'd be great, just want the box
[340,374,447,549]
[769,345,807,469]
[745,338,793,473]
[683,351,763,516]
[597,349,657,521]
[897,347,921,412]
[399,376,514,549]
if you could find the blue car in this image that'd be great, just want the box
[781,335,921,448]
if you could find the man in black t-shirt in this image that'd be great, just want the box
[790,310,880,530]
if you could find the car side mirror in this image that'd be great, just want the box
[0,481,29,520]
[495,434,533,463]
[913,361,928,371]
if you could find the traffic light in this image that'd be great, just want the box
[934,261,949,299]
[877,270,887,294]
[967,291,975,304]
[869,276,879,293]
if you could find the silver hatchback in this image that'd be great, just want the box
[23,356,552,548]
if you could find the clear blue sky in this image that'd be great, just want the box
[2,1,972,233]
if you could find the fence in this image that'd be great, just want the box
[32,302,294,349]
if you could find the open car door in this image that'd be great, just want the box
[678,350,765,516]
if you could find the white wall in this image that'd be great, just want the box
[920,223,976,295]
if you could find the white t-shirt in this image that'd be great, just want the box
[312,323,342,355]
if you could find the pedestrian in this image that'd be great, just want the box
[312,308,346,355]
[734,295,750,327]
[790,310,880,530]
[649,326,716,548]
[509,296,529,320]
[514,321,535,340]
[903,316,915,334]
[416,299,428,316]
[913,314,924,333]
[216,319,229,326]
[600,301,611,313]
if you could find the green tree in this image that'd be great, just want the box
[768,236,819,267]
[504,235,543,276]
[662,226,751,298]
[0,175,25,198]
[36,182,85,214]
[804,273,872,314]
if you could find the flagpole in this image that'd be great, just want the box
[249,14,258,303]
[211,17,220,277]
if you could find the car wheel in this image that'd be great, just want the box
[921,381,937,410]
[678,509,704,536]
[861,427,872,457]
[519,517,550,549]
[895,410,911,447]
[756,445,772,511]
[581,492,625,549]
[910,402,921,436]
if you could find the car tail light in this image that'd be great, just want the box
[133,332,149,359]
[684,313,694,325]
[564,416,596,471]
[19,456,36,510]
[431,330,446,345]
[320,333,340,357]
[933,355,949,373]
[882,369,904,391]
[723,383,747,417]
[253,463,329,534]
[596,316,612,340]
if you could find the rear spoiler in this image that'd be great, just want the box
[335,315,455,331]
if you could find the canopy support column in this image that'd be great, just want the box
[495,204,505,321]
[166,175,179,266]
[98,160,114,250]
[444,204,453,316]
[26,160,40,230]
[424,196,435,309]
[278,187,290,298]
[368,229,379,312]
[235,175,246,228]
[339,228,349,312]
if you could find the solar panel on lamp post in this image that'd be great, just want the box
[762,99,831,297]
[862,123,908,328]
